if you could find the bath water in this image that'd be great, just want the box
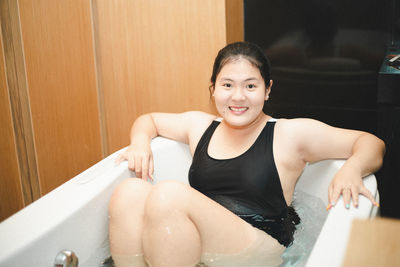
[280,190,327,267]
[107,190,327,267]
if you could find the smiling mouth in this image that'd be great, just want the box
[229,106,248,113]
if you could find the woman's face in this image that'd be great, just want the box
[213,58,271,128]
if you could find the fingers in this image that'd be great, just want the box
[115,151,130,165]
[141,154,154,181]
[116,146,154,181]
[131,153,154,181]
[342,188,351,209]
[351,186,359,208]
[115,154,124,164]
[327,184,356,210]
[149,155,154,180]
[134,155,142,178]
[327,184,340,211]
[128,153,135,171]
[328,183,333,204]
[360,186,379,207]
[327,184,379,211]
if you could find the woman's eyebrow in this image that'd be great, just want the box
[219,77,234,81]
[244,77,258,82]
[219,77,259,81]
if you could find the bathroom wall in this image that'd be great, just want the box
[0,0,243,222]
[93,0,235,152]
[0,17,24,221]
[19,0,104,197]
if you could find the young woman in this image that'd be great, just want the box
[109,42,385,267]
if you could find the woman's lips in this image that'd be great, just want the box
[229,106,248,114]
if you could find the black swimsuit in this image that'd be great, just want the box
[188,120,300,247]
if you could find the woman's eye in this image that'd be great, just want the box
[223,83,232,88]
[247,84,256,89]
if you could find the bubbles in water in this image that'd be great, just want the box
[280,190,327,267]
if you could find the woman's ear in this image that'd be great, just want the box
[265,80,273,100]
[209,84,215,98]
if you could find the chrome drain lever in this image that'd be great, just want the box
[54,250,78,267]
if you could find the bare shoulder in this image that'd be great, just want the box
[274,118,332,161]
[276,117,326,130]
[275,118,334,140]
[274,118,301,141]
[182,111,216,149]
[273,118,306,154]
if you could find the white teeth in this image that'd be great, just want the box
[229,107,247,112]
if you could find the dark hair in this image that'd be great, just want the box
[209,42,271,95]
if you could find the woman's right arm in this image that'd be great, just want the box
[117,112,214,180]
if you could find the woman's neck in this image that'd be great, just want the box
[220,113,271,136]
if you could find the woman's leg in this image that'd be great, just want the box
[142,180,261,267]
[108,178,152,265]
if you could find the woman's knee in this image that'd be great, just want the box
[144,180,189,220]
[109,178,153,217]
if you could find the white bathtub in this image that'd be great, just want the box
[0,137,379,267]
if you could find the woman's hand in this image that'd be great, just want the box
[327,164,378,210]
[115,142,154,181]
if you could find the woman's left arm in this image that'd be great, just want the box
[288,119,386,209]
[327,133,385,209]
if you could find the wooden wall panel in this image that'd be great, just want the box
[0,0,40,206]
[93,0,228,153]
[18,0,102,194]
[0,19,24,222]
[226,0,244,44]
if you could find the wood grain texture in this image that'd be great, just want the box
[225,0,244,44]
[342,218,400,267]
[93,0,228,153]
[0,15,24,222]
[91,0,109,158]
[18,0,102,194]
[0,0,40,205]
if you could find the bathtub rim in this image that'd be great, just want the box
[0,137,379,267]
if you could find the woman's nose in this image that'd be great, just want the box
[231,87,245,101]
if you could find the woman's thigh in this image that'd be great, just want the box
[109,178,153,254]
[201,228,285,267]
[144,180,276,255]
